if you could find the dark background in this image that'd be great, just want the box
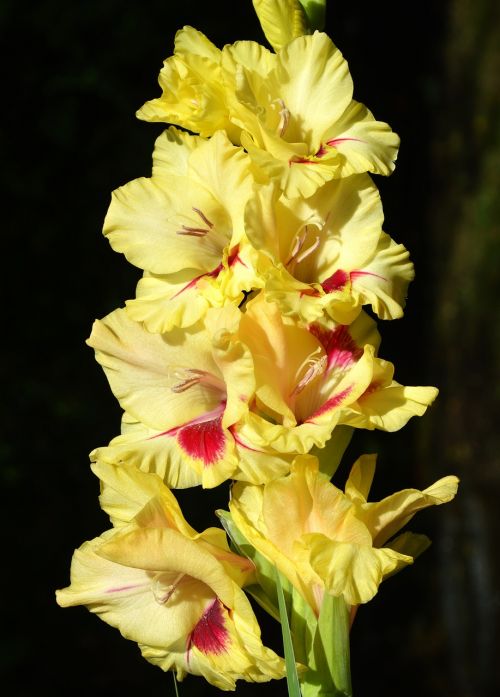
[3,1,499,695]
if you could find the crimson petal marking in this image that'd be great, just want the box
[177,416,227,467]
[171,264,223,300]
[187,598,229,658]
[321,269,349,293]
[306,385,353,421]
[309,324,363,372]
[289,137,365,165]
[321,269,387,296]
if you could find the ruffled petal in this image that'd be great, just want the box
[306,532,412,605]
[338,357,439,432]
[87,309,223,431]
[321,100,400,177]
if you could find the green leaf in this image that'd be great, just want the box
[276,567,303,697]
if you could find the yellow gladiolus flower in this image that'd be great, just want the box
[229,455,459,611]
[245,176,414,324]
[137,26,241,140]
[138,27,398,199]
[88,305,292,488]
[237,293,438,455]
[231,31,399,198]
[103,127,260,332]
[56,463,284,690]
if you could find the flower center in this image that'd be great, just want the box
[291,347,327,397]
[152,572,185,605]
[285,224,321,273]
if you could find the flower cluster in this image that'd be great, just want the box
[56,2,458,693]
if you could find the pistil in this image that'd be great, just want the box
[152,572,185,605]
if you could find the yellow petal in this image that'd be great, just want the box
[98,527,236,607]
[306,533,412,605]
[56,529,211,648]
[151,126,204,178]
[87,309,223,431]
[126,272,213,333]
[273,32,352,148]
[322,100,400,177]
[91,460,198,534]
[360,475,459,547]
[91,414,203,490]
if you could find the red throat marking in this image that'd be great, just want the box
[177,416,226,467]
[188,599,229,657]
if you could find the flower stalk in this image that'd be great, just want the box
[55,1,459,694]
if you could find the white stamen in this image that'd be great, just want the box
[291,349,327,396]
[295,235,321,264]
[277,99,290,137]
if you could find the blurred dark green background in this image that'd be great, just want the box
[3,1,499,695]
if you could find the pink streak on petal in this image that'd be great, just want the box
[172,265,223,300]
[229,425,259,452]
[105,583,144,594]
[306,385,353,421]
[290,137,365,166]
[188,599,229,657]
[325,137,364,148]
[350,270,387,283]
[177,416,227,467]
[228,246,248,269]
[309,324,363,372]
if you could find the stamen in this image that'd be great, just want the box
[177,226,208,237]
[277,99,290,137]
[170,368,226,394]
[192,207,214,229]
[295,236,320,264]
[152,572,185,605]
[291,349,327,396]
[176,207,214,237]
[285,225,321,268]
[285,229,307,266]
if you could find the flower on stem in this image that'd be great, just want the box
[236,292,438,455]
[229,454,459,612]
[103,128,260,333]
[56,463,284,690]
[87,304,292,488]
[245,175,414,324]
[230,31,399,198]
[138,28,399,198]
